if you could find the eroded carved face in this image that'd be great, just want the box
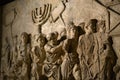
[85,24,94,34]
[85,19,98,34]
[67,21,78,39]
[98,20,106,33]
[69,27,77,39]
[46,32,58,41]
[21,32,28,44]
[37,36,46,46]
[46,34,52,41]
[34,34,46,46]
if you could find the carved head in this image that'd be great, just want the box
[97,20,106,33]
[36,34,46,46]
[85,19,98,34]
[67,21,78,39]
[20,32,29,45]
[46,32,58,42]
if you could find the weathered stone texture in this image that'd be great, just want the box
[1,0,120,80]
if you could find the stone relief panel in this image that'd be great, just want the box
[1,0,120,80]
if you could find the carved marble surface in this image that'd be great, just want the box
[1,0,120,80]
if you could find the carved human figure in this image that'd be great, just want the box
[61,22,81,80]
[12,35,19,66]
[31,33,46,80]
[94,20,117,80]
[1,37,12,80]
[14,32,31,80]
[7,35,20,80]
[114,64,120,80]
[77,19,98,80]
[77,19,117,80]
[43,32,64,80]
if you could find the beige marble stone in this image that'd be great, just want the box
[1,0,120,80]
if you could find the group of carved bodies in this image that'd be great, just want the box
[1,19,119,80]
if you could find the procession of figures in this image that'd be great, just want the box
[1,0,120,79]
[1,17,120,80]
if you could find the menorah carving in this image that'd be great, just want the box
[32,4,52,33]
[31,1,69,33]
